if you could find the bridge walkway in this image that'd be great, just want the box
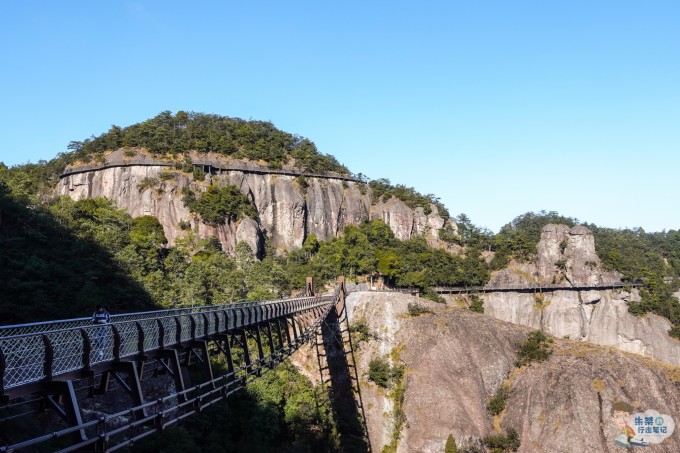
[0,282,359,452]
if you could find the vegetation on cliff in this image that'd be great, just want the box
[182,185,258,225]
[369,177,449,218]
[285,220,489,299]
[68,111,350,174]
[489,211,577,268]
[0,185,155,324]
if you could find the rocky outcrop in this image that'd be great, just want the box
[57,154,450,254]
[479,224,680,366]
[489,224,620,287]
[342,291,680,453]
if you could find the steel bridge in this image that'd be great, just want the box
[0,278,368,452]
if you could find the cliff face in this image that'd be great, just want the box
[57,155,451,254]
[343,291,680,453]
[478,224,680,366]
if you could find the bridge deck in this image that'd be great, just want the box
[0,295,334,400]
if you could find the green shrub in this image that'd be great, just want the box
[669,325,680,339]
[483,428,520,452]
[368,178,448,217]
[421,287,446,303]
[439,227,459,244]
[192,166,205,181]
[515,331,553,367]
[183,185,257,226]
[407,302,433,316]
[368,357,391,388]
[296,175,309,191]
[380,347,407,453]
[137,176,159,192]
[368,356,404,389]
[349,318,374,345]
[123,149,136,157]
[159,171,174,180]
[179,220,191,230]
[487,386,509,416]
[445,434,458,453]
[469,295,484,313]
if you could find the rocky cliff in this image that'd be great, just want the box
[57,150,453,254]
[477,224,680,366]
[340,291,680,453]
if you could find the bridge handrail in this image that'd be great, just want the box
[433,280,644,292]
[0,295,326,338]
[0,295,334,393]
[0,292,338,453]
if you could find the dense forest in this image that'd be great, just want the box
[67,111,350,174]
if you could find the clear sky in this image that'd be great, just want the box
[1,1,678,232]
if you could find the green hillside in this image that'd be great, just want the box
[68,111,349,174]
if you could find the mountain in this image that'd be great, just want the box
[334,291,680,453]
[57,147,454,256]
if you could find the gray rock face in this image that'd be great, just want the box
[343,291,680,453]
[369,198,451,247]
[480,224,680,366]
[58,164,448,254]
[490,224,620,287]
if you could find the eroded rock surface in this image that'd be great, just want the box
[480,224,680,366]
[344,291,680,453]
[58,157,448,253]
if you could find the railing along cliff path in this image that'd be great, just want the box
[433,280,643,294]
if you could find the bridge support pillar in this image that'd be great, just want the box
[110,361,146,420]
[215,334,236,380]
[189,340,215,387]
[238,330,252,384]
[159,349,186,401]
[254,326,266,373]
[42,380,87,443]
[265,322,276,366]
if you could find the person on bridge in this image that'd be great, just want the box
[92,305,110,324]
[91,305,111,359]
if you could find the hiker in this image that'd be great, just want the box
[91,305,111,359]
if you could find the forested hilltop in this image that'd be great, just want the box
[68,111,349,174]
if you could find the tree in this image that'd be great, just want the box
[445,434,458,453]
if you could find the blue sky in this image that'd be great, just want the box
[1,1,678,232]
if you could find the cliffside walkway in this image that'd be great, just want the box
[433,281,643,294]
[59,155,362,182]
[0,278,370,452]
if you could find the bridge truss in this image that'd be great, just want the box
[0,279,356,452]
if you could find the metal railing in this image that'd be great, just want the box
[0,295,334,394]
[433,280,643,294]
[0,293,336,453]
